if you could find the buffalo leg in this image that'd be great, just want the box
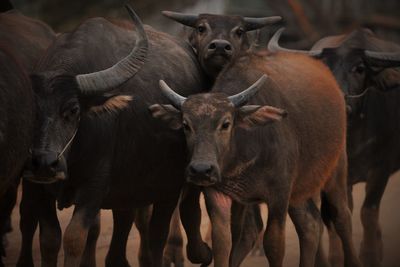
[288,199,322,267]
[359,171,389,267]
[204,188,232,267]
[38,192,61,267]
[263,194,289,267]
[323,154,361,267]
[180,186,212,265]
[0,180,18,267]
[80,212,100,267]
[149,200,178,267]
[163,206,184,267]
[105,209,135,267]
[17,180,40,267]
[135,206,152,267]
[230,203,263,267]
[63,205,100,267]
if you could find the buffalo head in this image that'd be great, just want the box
[268,28,400,115]
[163,11,281,78]
[149,75,287,186]
[28,5,148,184]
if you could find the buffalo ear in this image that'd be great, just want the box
[373,68,400,91]
[84,94,133,115]
[148,104,182,130]
[237,105,287,130]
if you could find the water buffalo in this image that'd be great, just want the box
[29,5,207,267]
[162,11,281,78]
[0,5,56,266]
[268,28,400,267]
[162,11,281,266]
[149,50,361,267]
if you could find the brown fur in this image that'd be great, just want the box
[89,95,133,115]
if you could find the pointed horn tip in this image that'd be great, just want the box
[161,10,173,16]
[258,74,269,84]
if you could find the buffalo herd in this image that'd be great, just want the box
[0,1,399,267]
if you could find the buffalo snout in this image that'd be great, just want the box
[207,39,233,56]
[187,161,220,186]
[28,150,66,183]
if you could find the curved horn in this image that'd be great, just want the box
[268,28,323,57]
[243,16,282,31]
[162,11,198,27]
[76,4,148,94]
[364,50,400,68]
[159,80,187,109]
[228,75,268,107]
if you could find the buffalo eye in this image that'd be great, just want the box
[236,28,244,37]
[220,120,231,131]
[197,25,206,34]
[63,105,80,120]
[351,63,366,74]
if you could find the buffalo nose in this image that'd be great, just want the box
[189,163,214,176]
[32,150,59,170]
[208,40,233,53]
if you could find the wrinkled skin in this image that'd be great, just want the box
[151,52,361,267]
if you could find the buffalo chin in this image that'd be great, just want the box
[23,170,66,184]
[186,176,218,187]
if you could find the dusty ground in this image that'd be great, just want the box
[3,173,400,267]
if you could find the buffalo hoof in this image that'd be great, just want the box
[360,239,383,267]
[186,242,212,266]
[105,257,131,267]
[163,243,184,267]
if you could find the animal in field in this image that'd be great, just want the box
[28,4,211,267]
[0,3,56,265]
[162,11,282,266]
[149,50,362,267]
[269,27,400,267]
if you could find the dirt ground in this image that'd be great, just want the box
[3,173,400,267]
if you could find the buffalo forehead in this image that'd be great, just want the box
[183,93,233,118]
[198,14,243,29]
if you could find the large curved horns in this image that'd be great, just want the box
[364,50,400,68]
[228,75,268,107]
[243,16,282,31]
[162,11,198,27]
[159,80,187,109]
[76,4,148,94]
[268,28,323,57]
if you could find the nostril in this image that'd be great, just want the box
[189,165,197,175]
[205,165,213,175]
[209,43,216,50]
[32,157,40,168]
[225,45,232,51]
[50,159,59,168]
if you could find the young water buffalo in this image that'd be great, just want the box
[269,28,400,267]
[163,11,281,78]
[162,11,282,265]
[150,51,361,267]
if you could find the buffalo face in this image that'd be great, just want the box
[268,28,400,116]
[163,11,281,78]
[150,75,287,186]
[28,75,79,183]
[27,5,147,184]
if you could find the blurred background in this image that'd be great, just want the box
[9,0,400,48]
